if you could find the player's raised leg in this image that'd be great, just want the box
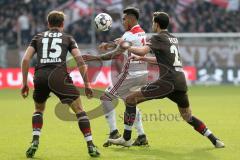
[70,97,100,157]
[168,91,225,148]
[26,101,45,158]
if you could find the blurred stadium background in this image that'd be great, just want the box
[0,0,240,88]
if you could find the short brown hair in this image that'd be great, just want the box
[47,11,65,27]
[153,12,169,29]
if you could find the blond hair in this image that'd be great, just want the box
[47,10,65,27]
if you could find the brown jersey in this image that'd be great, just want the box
[148,31,187,91]
[30,29,80,104]
[30,29,78,70]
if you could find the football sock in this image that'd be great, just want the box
[188,116,217,145]
[134,108,145,136]
[32,112,43,142]
[188,116,207,135]
[76,112,93,146]
[207,133,218,145]
[102,100,117,133]
[123,105,136,141]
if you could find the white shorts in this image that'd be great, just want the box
[105,72,148,99]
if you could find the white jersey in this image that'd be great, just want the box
[121,25,148,77]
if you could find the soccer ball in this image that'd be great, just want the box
[95,13,112,31]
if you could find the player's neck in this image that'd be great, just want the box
[49,27,63,32]
[157,28,167,33]
[129,23,138,29]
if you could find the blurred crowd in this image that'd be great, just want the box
[139,0,240,33]
[0,0,240,47]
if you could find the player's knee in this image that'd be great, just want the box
[34,102,45,113]
[126,95,136,106]
[70,98,84,114]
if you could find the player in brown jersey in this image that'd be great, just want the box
[21,11,100,158]
[109,12,225,148]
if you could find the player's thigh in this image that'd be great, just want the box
[105,72,128,97]
[33,72,51,104]
[117,74,148,99]
[48,67,80,104]
[141,79,174,100]
[167,90,190,108]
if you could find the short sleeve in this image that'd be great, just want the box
[68,36,78,52]
[29,35,38,50]
[147,35,163,50]
[121,32,135,41]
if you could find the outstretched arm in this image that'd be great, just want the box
[98,44,125,60]
[83,44,125,61]
[119,41,150,56]
[128,46,150,56]
[130,55,158,64]
[98,38,120,51]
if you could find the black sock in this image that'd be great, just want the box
[76,112,93,146]
[208,134,218,145]
[188,116,207,135]
[32,112,43,142]
[123,105,136,141]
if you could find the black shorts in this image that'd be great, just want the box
[141,74,189,108]
[33,67,80,104]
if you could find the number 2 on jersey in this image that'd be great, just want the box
[170,45,182,66]
[42,38,62,58]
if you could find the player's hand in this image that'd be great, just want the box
[129,55,143,61]
[85,87,93,99]
[21,85,29,98]
[98,42,109,51]
[82,54,99,61]
[119,40,132,50]
[114,38,121,45]
[98,42,116,51]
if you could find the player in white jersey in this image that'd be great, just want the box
[83,7,148,147]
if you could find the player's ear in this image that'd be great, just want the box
[156,23,160,30]
[47,22,51,28]
[61,22,64,28]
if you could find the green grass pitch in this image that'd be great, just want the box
[0,85,240,160]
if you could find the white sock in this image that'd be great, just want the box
[32,131,41,136]
[84,135,93,142]
[134,108,145,136]
[203,128,212,137]
[102,100,117,133]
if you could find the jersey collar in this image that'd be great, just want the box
[49,28,61,32]
[130,24,140,31]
